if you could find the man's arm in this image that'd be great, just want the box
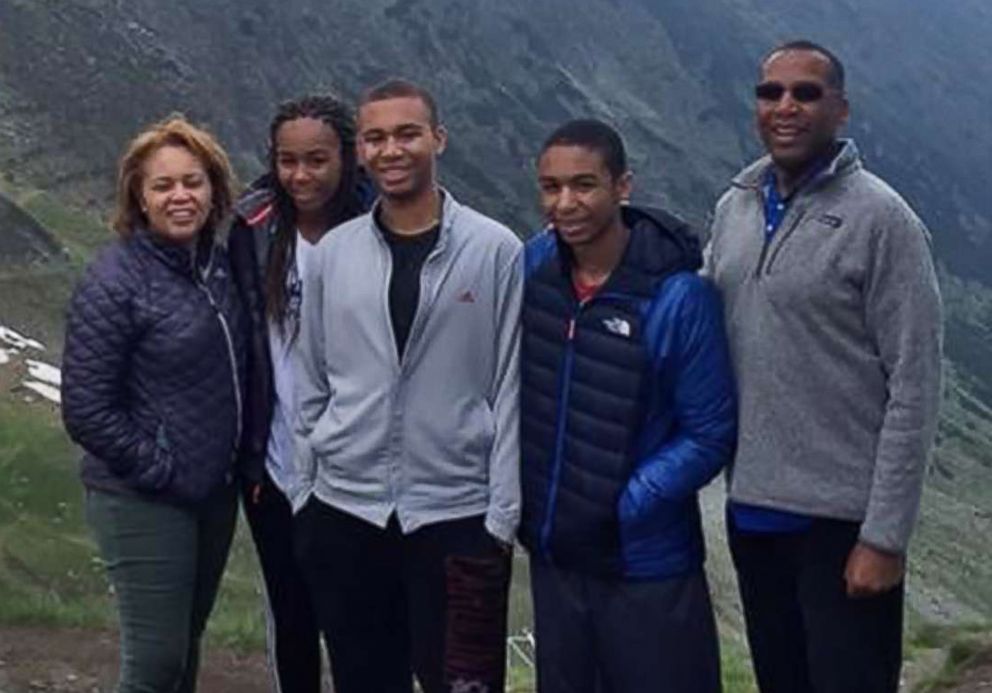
[700,241,716,280]
[484,242,524,545]
[291,241,330,512]
[618,275,737,520]
[227,220,268,490]
[847,202,942,595]
[699,192,730,280]
[860,204,943,552]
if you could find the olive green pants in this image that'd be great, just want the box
[86,484,237,693]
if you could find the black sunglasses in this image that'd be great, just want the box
[754,82,825,103]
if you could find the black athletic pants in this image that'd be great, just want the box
[728,516,904,693]
[242,474,322,693]
[295,498,512,693]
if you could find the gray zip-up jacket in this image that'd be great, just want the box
[294,191,523,543]
[704,140,942,553]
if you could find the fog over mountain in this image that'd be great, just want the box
[0,0,990,621]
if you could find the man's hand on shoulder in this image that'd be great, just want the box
[844,541,904,598]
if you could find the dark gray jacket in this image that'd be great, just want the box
[704,140,942,552]
[62,229,247,504]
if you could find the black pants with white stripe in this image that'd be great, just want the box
[242,474,323,693]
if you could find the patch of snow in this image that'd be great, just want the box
[22,380,61,404]
[0,348,9,365]
[25,359,61,387]
[0,325,45,351]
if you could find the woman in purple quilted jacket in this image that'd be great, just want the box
[61,114,247,693]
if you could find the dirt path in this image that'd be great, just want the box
[0,626,270,693]
[2,625,991,692]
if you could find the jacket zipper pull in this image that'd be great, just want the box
[567,318,576,341]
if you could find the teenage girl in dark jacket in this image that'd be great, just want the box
[228,94,372,693]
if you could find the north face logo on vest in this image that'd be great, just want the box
[603,317,632,337]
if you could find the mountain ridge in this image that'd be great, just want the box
[2,0,989,271]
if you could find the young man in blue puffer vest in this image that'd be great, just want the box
[519,119,737,692]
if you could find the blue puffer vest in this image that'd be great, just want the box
[519,206,737,579]
[62,228,247,505]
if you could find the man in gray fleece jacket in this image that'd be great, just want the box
[292,79,522,693]
[704,41,942,692]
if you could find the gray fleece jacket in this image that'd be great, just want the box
[704,140,942,553]
[294,191,523,543]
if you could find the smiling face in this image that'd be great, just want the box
[274,116,343,216]
[140,144,213,245]
[756,49,849,177]
[357,95,446,202]
[537,144,631,249]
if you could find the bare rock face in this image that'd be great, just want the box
[0,0,990,276]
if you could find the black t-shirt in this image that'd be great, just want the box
[376,210,440,359]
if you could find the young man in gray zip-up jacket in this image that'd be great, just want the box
[292,79,522,693]
[704,41,942,692]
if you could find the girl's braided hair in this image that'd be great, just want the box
[265,94,364,331]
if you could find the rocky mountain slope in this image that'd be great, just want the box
[0,194,61,266]
[1,0,989,263]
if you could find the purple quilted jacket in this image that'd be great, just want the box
[62,228,247,505]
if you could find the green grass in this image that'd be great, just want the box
[203,520,267,651]
[910,623,992,692]
[0,184,110,349]
[0,180,111,266]
[18,190,111,265]
[0,397,266,650]
[0,399,112,628]
[721,641,758,693]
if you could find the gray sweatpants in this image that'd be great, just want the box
[531,559,721,693]
[86,484,238,693]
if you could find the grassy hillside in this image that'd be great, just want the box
[0,394,260,645]
[0,181,110,352]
